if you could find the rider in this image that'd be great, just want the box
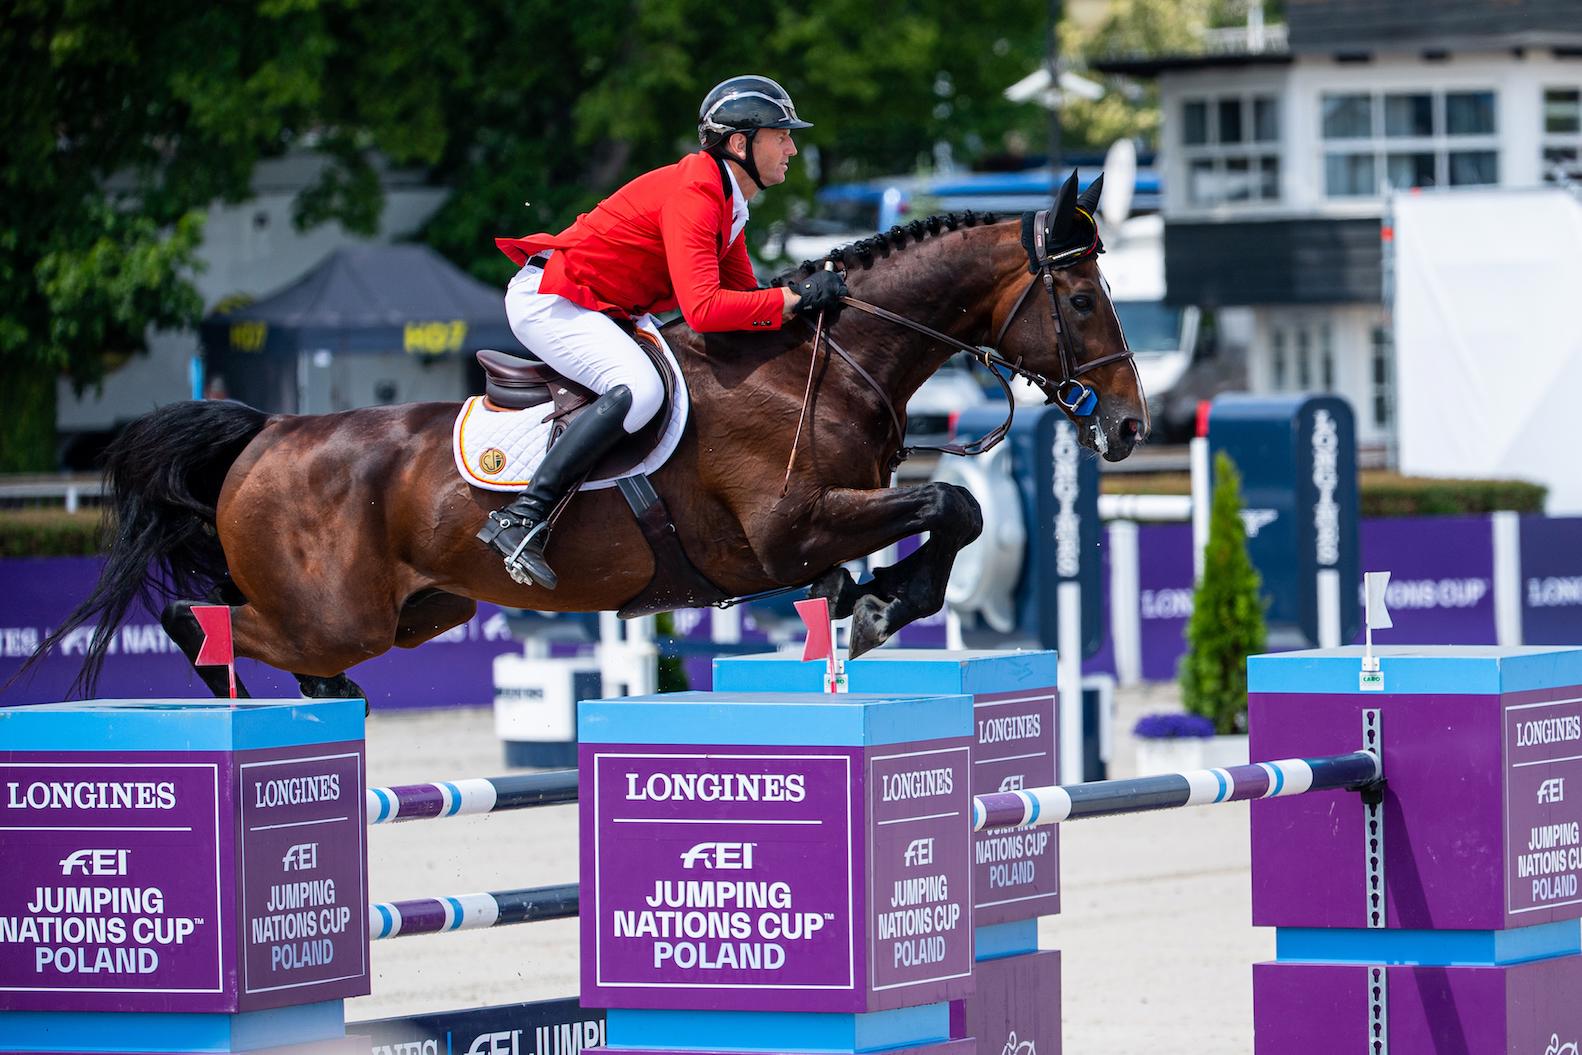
[481,74,849,588]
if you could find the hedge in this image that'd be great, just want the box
[1102,470,1546,517]
[0,510,106,558]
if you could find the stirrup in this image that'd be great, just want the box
[503,522,557,588]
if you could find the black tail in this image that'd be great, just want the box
[15,400,269,697]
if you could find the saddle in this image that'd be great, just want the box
[475,322,678,480]
[474,327,729,617]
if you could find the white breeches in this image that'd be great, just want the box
[504,263,664,434]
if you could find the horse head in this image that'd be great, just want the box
[994,170,1149,461]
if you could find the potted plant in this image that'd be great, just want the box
[1178,451,1266,765]
[1132,712,1219,774]
[1134,452,1267,776]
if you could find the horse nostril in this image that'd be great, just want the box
[1120,417,1143,442]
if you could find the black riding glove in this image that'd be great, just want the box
[790,270,850,318]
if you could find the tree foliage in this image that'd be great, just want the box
[1178,452,1267,735]
[3,0,1137,469]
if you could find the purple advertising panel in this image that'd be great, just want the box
[1254,956,1582,1055]
[0,752,230,1012]
[0,557,518,709]
[236,744,369,1009]
[1352,517,1496,645]
[582,746,863,1012]
[1504,690,1582,923]
[951,949,1061,1054]
[866,741,973,1004]
[1136,523,1194,682]
[971,689,1059,924]
[1086,538,1116,676]
[1521,516,1582,645]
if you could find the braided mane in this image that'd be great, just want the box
[782,209,1000,281]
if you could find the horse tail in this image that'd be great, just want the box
[17,399,269,697]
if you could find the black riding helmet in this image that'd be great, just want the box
[698,75,813,190]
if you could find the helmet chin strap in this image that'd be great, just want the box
[714,129,766,191]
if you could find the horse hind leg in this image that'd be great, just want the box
[296,672,369,716]
[161,600,252,699]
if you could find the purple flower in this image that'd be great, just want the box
[1133,713,1217,740]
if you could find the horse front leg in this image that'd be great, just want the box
[800,482,983,657]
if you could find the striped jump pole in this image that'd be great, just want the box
[369,882,579,940]
[972,750,1382,832]
[366,769,577,824]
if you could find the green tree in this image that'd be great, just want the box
[1178,452,1267,734]
[2,0,1054,469]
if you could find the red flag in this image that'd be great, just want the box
[794,598,832,663]
[191,605,234,667]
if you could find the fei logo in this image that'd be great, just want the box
[679,842,756,869]
[904,838,935,867]
[1539,779,1566,804]
[997,774,1026,793]
[1545,1035,1578,1055]
[466,1030,521,1055]
[1000,1030,1036,1055]
[59,849,128,876]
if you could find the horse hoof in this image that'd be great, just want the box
[849,596,894,658]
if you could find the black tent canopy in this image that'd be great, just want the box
[201,243,515,357]
[200,244,517,412]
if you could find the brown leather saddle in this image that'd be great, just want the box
[474,328,729,616]
[475,322,678,480]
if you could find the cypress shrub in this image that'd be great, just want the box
[1178,452,1267,735]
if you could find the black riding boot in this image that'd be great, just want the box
[476,385,633,588]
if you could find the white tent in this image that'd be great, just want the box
[1393,187,1582,513]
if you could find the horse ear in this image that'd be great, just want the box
[1049,170,1079,242]
[1076,172,1104,215]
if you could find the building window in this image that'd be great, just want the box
[1271,328,1287,390]
[1542,87,1582,183]
[1295,328,1312,389]
[1321,89,1499,197]
[1181,94,1281,206]
[1370,325,1395,429]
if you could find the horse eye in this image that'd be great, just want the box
[1070,294,1094,312]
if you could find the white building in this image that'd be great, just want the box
[1094,0,1582,452]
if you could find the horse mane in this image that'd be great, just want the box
[779,209,1001,283]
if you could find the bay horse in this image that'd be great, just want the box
[30,173,1146,702]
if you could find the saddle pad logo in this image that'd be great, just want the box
[478,447,507,475]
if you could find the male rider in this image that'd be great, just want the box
[482,75,848,588]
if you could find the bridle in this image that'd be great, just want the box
[786,207,1137,477]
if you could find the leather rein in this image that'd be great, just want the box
[802,206,1135,473]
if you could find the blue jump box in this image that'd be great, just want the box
[0,699,367,1055]
[713,650,1064,1055]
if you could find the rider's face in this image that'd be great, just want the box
[749,129,797,186]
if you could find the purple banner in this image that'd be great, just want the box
[0,752,229,1012]
[1521,516,1582,645]
[1136,523,1195,682]
[970,689,1059,924]
[0,557,518,709]
[582,746,861,1011]
[867,741,973,998]
[1504,692,1582,920]
[1350,517,1495,645]
[237,745,369,1008]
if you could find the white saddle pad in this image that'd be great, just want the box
[452,320,688,493]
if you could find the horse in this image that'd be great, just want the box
[27,172,1146,702]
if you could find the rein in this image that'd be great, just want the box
[798,219,1135,475]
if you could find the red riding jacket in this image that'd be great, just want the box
[496,151,784,333]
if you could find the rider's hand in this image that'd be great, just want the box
[789,270,849,319]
